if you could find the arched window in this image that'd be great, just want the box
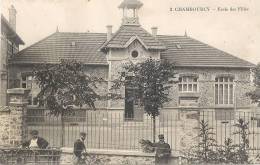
[178,76,198,92]
[215,77,234,105]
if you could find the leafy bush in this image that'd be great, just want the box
[186,118,251,164]
[233,118,250,164]
[139,139,155,153]
[185,120,218,164]
[216,138,237,163]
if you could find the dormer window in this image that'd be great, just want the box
[131,50,139,58]
[176,44,182,49]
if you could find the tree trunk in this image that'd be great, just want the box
[61,113,65,147]
[152,115,156,143]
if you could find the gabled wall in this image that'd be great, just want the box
[107,40,161,109]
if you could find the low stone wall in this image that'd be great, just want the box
[60,148,184,165]
[0,106,27,146]
[0,88,30,147]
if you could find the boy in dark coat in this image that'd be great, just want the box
[154,134,171,165]
[73,132,87,165]
[22,130,49,149]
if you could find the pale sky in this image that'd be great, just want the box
[1,0,260,64]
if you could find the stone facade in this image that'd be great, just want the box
[0,88,29,146]
[165,67,253,109]
[0,107,27,146]
[9,62,253,111]
[99,32,254,112]
[107,47,253,112]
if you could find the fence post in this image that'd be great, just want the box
[176,110,200,151]
[7,88,30,146]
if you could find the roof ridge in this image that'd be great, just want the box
[57,32,107,35]
[157,34,189,37]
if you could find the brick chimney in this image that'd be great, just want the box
[151,27,158,38]
[9,5,17,31]
[106,25,113,41]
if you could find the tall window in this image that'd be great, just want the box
[178,76,198,92]
[215,77,234,105]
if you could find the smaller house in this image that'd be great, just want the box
[1,5,25,106]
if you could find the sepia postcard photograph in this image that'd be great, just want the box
[0,0,260,164]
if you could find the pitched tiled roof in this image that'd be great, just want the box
[11,32,108,65]
[101,25,166,51]
[157,35,255,68]
[11,29,255,68]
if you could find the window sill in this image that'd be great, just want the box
[179,92,200,98]
[27,106,45,110]
[215,105,235,109]
[124,119,144,122]
[178,104,199,108]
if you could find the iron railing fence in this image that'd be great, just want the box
[25,110,260,155]
[0,147,61,165]
[199,110,260,156]
[26,110,181,151]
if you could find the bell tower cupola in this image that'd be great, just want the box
[118,0,143,25]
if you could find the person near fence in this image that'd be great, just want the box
[22,130,49,149]
[73,132,87,165]
[154,134,171,165]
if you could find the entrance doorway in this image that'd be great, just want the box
[124,80,144,121]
